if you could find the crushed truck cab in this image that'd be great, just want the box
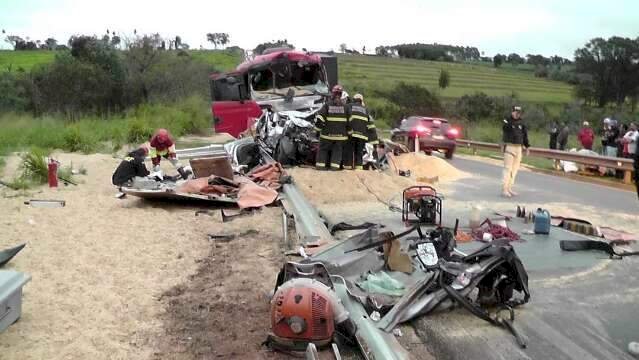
[209,49,337,139]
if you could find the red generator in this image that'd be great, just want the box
[402,186,442,226]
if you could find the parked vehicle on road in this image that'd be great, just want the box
[390,116,460,159]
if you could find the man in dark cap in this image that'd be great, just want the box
[501,105,529,197]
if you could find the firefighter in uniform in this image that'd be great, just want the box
[315,85,350,170]
[501,105,530,197]
[344,93,372,170]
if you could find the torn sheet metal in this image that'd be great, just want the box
[121,187,237,205]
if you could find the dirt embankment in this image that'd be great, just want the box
[0,151,286,360]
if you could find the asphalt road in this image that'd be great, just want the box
[449,156,638,214]
[412,156,639,360]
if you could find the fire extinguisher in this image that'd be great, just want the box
[48,158,58,188]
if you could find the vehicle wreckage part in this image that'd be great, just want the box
[254,141,411,359]
[0,244,26,267]
[0,270,31,333]
[23,199,66,208]
[559,240,639,259]
[331,343,342,360]
[305,343,319,360]
[334,283,411,360]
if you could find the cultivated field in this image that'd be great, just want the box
[0,50,56,71]
[338,55,574,104]
[0,49,242,72]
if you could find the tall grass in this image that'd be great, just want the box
[0,95,212,155]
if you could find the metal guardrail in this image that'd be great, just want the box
[456,139,635,184]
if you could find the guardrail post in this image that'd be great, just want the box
[472,147,477,155]
[623,170,633,184]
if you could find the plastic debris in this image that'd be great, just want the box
[357,272,405,297]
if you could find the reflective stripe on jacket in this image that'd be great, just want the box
[315,102,350,141]
[348,105,370,141]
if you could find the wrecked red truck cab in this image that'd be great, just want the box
[209,49,336,138]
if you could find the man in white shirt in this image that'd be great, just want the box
[623,123,638,158]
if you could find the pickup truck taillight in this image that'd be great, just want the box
[446,127,460,139]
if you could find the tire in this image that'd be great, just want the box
[275,137,296,165]
[445,149,454,159]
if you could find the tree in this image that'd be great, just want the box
[493,54,506,67]
[206,33,230,49]
[339,43,347,53]
[507,53,524,66]
[455,92,494,121]
[253,40,293,55]
[438,69,450,90]
[111,35,121,48]
[375,46,389,56]
[574,36,639,107]
[6,35,24,50]
[385,82,443,117]
[45,38,58,50]
[526,54,550,67]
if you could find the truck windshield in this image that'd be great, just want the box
[250,61,328,100]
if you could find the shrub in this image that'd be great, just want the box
[382,82,443,117]
[455,92,494,121]
[534,65,548,78]
[18,147,50,184]
[63,126,98,153]
[127,118,154,144]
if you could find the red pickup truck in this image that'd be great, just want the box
[209,49,337,138]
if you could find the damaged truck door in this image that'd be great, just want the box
[210,73,262,138]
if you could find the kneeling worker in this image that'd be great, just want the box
[344,93,372,170]
[315,85,350,170]
[144,128,191,179]
[112,147,150,186]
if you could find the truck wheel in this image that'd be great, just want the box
[445,149,454,159]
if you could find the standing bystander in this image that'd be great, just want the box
[577,121,595,150]
[557,124,570,151]
[501,105,530,198]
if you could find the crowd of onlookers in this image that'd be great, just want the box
[548,118,638,159]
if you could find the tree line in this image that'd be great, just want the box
[0,33,217,117]
[374,43,481,62]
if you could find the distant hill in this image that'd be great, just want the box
[0,50,574,106]
[0,49,243,73]
[0,50,57,72]
[338,54,574,104]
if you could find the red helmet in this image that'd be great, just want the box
[151,128,173,149]
[331,84,343,95]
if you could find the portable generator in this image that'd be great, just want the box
[402,185,442,226]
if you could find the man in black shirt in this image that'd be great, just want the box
[501,105,530,197]
[112,148,150,186]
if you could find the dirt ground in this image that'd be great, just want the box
[0,151,286,359]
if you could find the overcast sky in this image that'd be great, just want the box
[1,0,637,58]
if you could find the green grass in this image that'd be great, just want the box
[0,49,243,73]
[338,55,574,104]
[189,49,243,72]
[0,96,212,155]
[0,50,57,72]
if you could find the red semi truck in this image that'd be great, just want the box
[209,49,337,138]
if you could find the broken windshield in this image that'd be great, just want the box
[250,61,328,100]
